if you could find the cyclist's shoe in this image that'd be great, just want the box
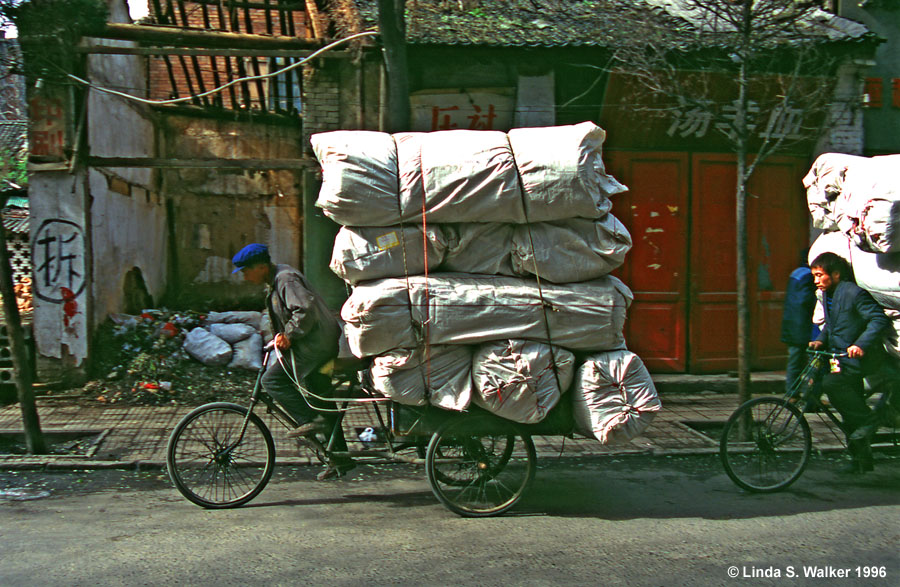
[317,460,356,481]
[837,457,874,475]
[287,417,330,438]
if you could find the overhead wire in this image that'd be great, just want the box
[64,30,379,106]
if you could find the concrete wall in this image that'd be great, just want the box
[158,113,305,308]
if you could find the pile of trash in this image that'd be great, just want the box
[805,153,900,356]
[84,309,266,405]
[314,122,662,444]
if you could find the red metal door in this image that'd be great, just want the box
[607,152,689,372]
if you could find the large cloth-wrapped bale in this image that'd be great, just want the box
[311,131,400,226]
[508,121,624,221]
[342,274,633,357]
[396,130,524,223]
[330,225,447,285]
[441,223,517,276]
[809,231,900,311]
[368,346,473,411]
[312,124,629,226]
[803,153,867,231]
[472,340,575,424]
[512,215,632,283]
[572,350,662,445]
[835,155,900,254]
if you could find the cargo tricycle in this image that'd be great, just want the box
[166,343,573,517]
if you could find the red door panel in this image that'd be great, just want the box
[690,155,738,372]
[607,152,689,372]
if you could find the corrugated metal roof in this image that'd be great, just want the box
[337,0,876,49]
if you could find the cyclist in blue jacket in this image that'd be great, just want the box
[808,252,889,474]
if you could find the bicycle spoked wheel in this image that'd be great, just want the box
[426,415,535,517]
[720,397,811,492]
[167,402,275,508]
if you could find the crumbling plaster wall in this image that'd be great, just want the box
[159,113,304,307]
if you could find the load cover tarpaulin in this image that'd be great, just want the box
[312,122,626,226]
[368,345,473,411]
[342,274,633,357]
[572,350,662,445]
[472,340,575,424]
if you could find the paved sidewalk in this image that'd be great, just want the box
[0,377,851,471]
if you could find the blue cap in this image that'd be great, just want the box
[232,243,270,273]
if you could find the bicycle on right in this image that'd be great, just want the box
[719,349,899,493]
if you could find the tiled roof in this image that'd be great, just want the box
[0,121,26,155]
[336,0,875,48]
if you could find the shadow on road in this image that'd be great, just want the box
[517,454,900,521]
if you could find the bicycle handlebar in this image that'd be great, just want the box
[805,349,848,358]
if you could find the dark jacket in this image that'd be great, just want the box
[781,266,817,346]
[267,264,341,365]
[816,280,889,375]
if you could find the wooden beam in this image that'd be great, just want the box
[93,23,327,50]
[88,157,317,170]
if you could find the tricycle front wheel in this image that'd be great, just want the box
[425,414,536,517]
[167,402,276,508]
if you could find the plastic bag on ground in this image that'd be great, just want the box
[472,340,575,424]
[572,350,662,445]
[368,345,473,411]
[183,327,233,367]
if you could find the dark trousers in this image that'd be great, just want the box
[785,345,809,393]
[821,371,875,436]
[262,351,348,455]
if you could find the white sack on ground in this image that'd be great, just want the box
[803,153,867,231]
[312,130,400,227]
[508,121,624,221]
[396,130,525,224]
[228,333,263,371]
[205,311,262,330]
[368,345,473,411]
[472,340,575,424]
[441,223,517,276]
[183,327,233,367]
[330,225,448,285]
[572,350,662,445]
[208,322,256,344]
[512,215,632,283]
[342,274,633,357]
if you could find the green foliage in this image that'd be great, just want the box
[0,147,26,189]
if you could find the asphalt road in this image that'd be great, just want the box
[1,453,898,586]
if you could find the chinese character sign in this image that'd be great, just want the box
[31,219,86,303]
[411,90,515,132]
[28,95,67,160]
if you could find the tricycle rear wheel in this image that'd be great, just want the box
[425,414,536,517]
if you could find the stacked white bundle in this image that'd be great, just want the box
[314,124,660,443]
[804,153,900,253]
[805,154,900,358]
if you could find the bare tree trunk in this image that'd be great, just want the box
[377,0,410,132]
[736,0,752,409]
[0,223,46,454]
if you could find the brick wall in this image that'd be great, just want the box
[301,64,342,148]
[147,1,311,111]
